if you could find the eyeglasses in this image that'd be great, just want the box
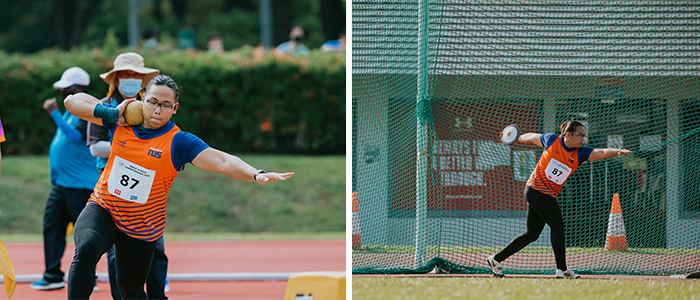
[572,132,587,138]
[144,98,177,112]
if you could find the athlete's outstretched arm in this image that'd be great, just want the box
[64,93,104,125]
[192,148,294,183]
[518,133,543,147]
[588,148,632,162]
[65,93,132,126]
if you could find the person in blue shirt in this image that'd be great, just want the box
[275,26,310,56]
[321,28,345,52]
[31,67,99,291]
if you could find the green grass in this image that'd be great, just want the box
[352,277,700,300]
[0,154,345,234]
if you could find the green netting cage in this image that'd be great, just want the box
[351,0,700,276]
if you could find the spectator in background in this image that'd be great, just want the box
[30,67,99,291]
[275,26,309,56]
[142,29,159,51]
[321,28,346,52]
[86,52,169,300]
[207,33,224,54]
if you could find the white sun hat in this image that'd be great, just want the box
[53,67,90,89]
[100,52,159,88]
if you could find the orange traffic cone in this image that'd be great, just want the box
[352,192,361,249]
[605,193,628,251]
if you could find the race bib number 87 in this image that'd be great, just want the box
[107,156,156,203]
[544,158,572,185]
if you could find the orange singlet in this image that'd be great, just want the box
[89,125,181,242]
[526,135,582,198]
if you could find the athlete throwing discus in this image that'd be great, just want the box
[64,75,293,299]
[487,120,630,279]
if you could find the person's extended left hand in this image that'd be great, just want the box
[255,172,295,183]
[617,149,632,156]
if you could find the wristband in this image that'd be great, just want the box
[93,104,120,123]
[253,169,266,181]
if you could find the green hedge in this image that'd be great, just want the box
[0,47,345,155]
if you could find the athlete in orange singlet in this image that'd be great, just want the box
[487,120,631,279]
[64,75,294,299]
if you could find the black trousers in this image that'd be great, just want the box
[494,186,568,271]
[106,237,168,300]
[42,186,93,283]
[96,168,169,300]
[67,204,156,300]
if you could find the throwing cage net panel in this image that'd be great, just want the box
[352,0,700,275]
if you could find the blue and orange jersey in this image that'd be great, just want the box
[527,133,593,198]
[89,124,181,242]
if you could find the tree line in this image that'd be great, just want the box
[0,0,345,53]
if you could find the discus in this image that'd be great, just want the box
[500,124,521,145]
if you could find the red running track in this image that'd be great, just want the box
[4,240,346,300]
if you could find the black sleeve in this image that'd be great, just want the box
[76,119,89,142]
[86,96,114,146]
[87,120,111,146]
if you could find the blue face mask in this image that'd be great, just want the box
[119,78,143,97]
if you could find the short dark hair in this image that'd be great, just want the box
[143,28,155,39]
[70,84,88,93]
[559,119,585,135]
[145,75,180,102]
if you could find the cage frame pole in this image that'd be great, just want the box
[415,0,430,267]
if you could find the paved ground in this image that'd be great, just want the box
[4,240,345,300]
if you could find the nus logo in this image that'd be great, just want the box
[148,147,163,158]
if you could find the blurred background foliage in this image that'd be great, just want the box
[0,0,345,53]
[0,47,345,155]
[0,0,346,155]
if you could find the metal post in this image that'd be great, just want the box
[260,0,273,48]
[415,0,429,267]
[666,97,679,247]
[128,0,139,48]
